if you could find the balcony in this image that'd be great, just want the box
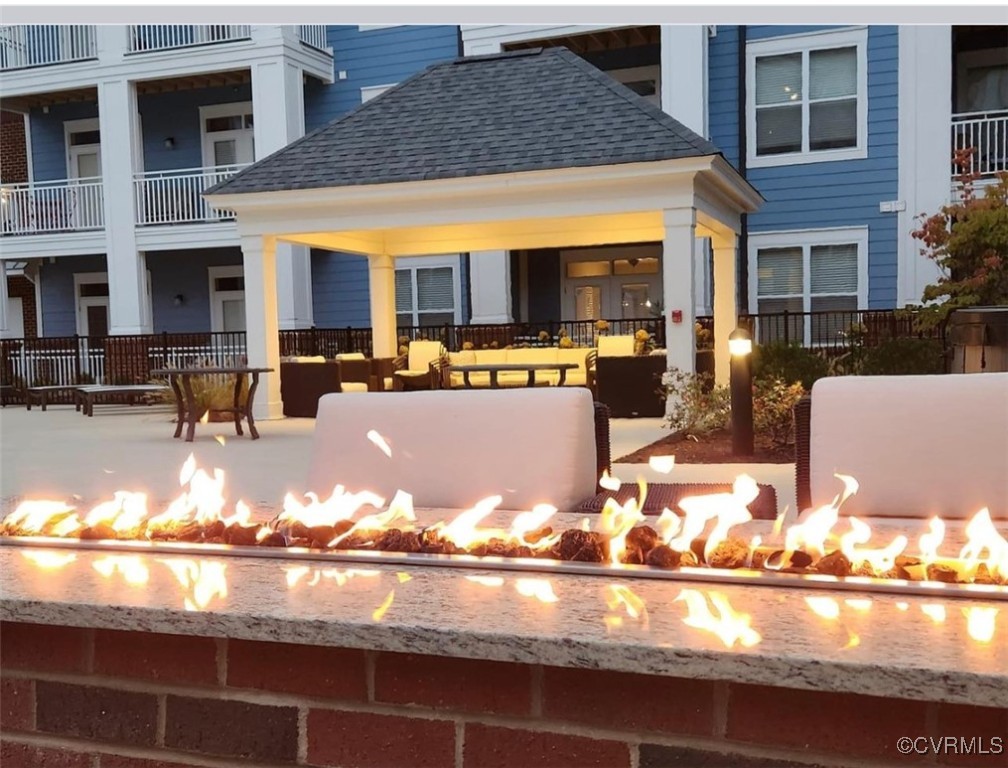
[133,164,248,226]
[0,25,97,71]
[298,25,328,52]
[952,110,1008,188]
[0,178,104,236]
[126,25,252,54]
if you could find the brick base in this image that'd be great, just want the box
[1,622,1005,767]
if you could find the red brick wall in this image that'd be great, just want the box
[7,275,38,338]
[1,110,29,185]
[0,621,1005,768]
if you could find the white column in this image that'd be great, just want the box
[241,235,283,421]
[469,250,512,324]
[660,25,708,135]
[712,233,739,387]
[98,77,150,335]
[897,26,951,306]
[368,253,398,359]
[252,58,314,330]
[0,261,9,336]
[662,208,697,376]
[693,239,712,316]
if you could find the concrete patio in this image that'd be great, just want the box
[0,404,796,513]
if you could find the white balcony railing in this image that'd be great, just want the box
[0,25,97,71]
[127,25,252,54]
[133,164,249,226]
[299,25,328,51]
[0,178,104,236]
[952,110,1008,181]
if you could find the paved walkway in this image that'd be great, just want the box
[0,404,795,514]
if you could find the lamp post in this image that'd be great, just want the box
[729,327,754,457]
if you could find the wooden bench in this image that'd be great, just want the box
[75,385,170,417]
[25,385,81,411]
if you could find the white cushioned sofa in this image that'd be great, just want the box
[442,347,593,388]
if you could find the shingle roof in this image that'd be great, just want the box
[207,47,723,196]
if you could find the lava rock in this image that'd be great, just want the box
[554,530,610,563]
[285,521,310,540]
[645,545,681,569]
[375,529,420,553]
[175,522,203,542]
[973,563,997,585]
[203,520,225,539]
[79,523,117,540]
[926,563,959,583]
[621,546,644,565]
[789,550,814,569]
[680,550,699,568]
[307,525,336,548]
[706,538,750,570]
[523,526,553,545]
[224,524,260,546]
[625,525,659,554]
[814,550,851,577]
[260,531,287,547]
[896,554,922,568]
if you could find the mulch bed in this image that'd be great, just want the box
[616,428,795,464]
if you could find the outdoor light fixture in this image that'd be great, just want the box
[729,327,754,457]
[163,137,175,149]
[173,294,184,307]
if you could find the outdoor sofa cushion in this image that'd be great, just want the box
[808,373,1008,519]
[308,388,599,511]
[597,335,635,357]
[444,348,592,388]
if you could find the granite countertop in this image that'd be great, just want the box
[2,529,1006,707]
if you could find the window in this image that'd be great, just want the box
[747,28,867,167]
[749,228,867,345]
[199,102,254,169]
[394,258,460,327]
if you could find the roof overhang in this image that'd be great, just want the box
[207,156,763,256]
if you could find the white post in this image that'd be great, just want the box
[369,252,397,359]
[469,250,512,324]
[660,25,707,135]
[98,77,150,334]
[252,57,314,330]
[662,208,697,376]
[712,232,739,387]
[241,235,283,421]
[0,260,9,336]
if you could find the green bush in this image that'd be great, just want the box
[664,367,730,436]
[752,377,805,448]
[753,342,829,390]
[859,338,946,376]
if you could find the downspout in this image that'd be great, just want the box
[737,25,749,314]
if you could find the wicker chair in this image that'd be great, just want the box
[392,341,445,391]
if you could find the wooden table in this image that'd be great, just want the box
[448,362,578,389]
[151,367,272,443]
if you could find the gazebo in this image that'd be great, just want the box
[207,47,762,419]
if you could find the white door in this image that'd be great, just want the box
[69,146,101,179]
[201,105,255,169]
[3,297,24,338]
[209,267,246,333]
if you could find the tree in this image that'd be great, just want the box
[911,149,1008,329]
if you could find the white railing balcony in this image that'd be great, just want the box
[0,178,104,236]
[133,164,249,227]
[952,110,1008,182]
[299,25,329,52]
[127,25,252,54]
[0,25,97,71]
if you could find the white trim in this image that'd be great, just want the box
[357,25,402,32]
[63,117,101,179]
[746,226,869,313]
[73,271,109,336]
[208,264,245,333]
[22,113,34,183]
[746,27,869,169]
[360,83,397,104]
[461,25,620,56]
[394,254,463,326]
[34,265,44,337]
[198,101,254,169]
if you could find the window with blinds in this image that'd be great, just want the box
[395,265,457,327]
[748,29,865,166]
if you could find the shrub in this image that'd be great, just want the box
[752,377,805,448]
[753,342,829,390]
[859,337,946,376]
[154,374,248,416]
[664,367,730,437]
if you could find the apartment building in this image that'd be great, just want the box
[1,24,1005,345]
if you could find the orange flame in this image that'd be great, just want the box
[963,606,997,643]
[676,589,761,648]
[93,555,149,586]
[160,559,227,611]
[372,589,395,621]
[840,517,908,576]
[648,455,675,474]
[21,551,76,569]
[515,578,558,603]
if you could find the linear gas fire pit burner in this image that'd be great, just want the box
[2,457,1006,602]
[1,535,1006,602]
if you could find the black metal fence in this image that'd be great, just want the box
[0,309,941,397]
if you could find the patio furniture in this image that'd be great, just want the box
[75,384,169,417]
[392,341,445,391]
[308,388,604,511]
[280,360,341,418]
[448,362,579,389]
[334,353,372,393]
[794,373,1008,519]
[586,334,636,394]
[152,366,273,443]
[594,353,667,418]
[25,385,81,411]
[441,347,592,388]
[575,481,778,520]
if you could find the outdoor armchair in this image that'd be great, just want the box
[392,340,446,391]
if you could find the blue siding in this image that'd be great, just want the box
[39,254,107,336]
[29,101,99,181]
[139,85,253,171]
[146,248,243,332]
[304,25,459,132]
[311,250,372,327]
[710,25,900,308]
